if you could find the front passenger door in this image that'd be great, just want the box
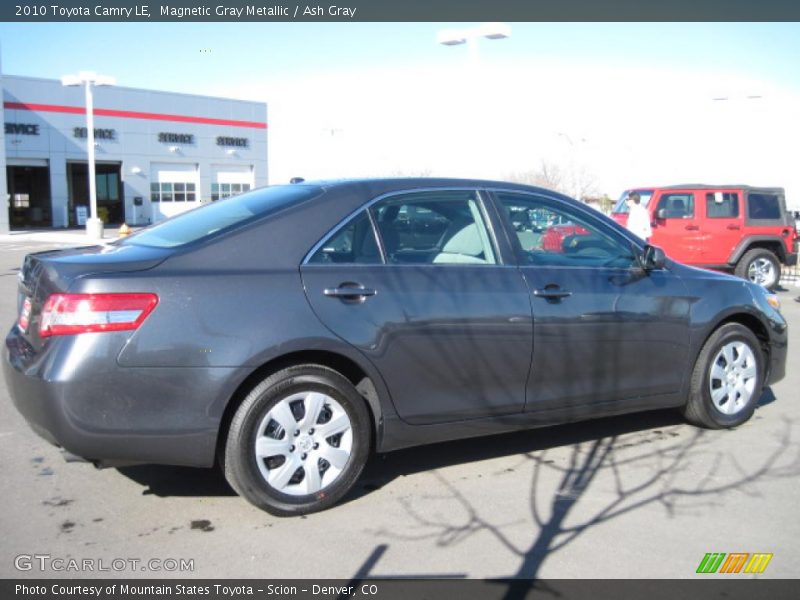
[492,192,691,413]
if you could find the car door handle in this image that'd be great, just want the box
[726,224,741,230]
[533,288,572,300]
[323,285,377,299]
[685,225,700,230]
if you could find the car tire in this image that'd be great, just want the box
[683,323,764,429]
[735,248,781,290]
[223,364,372,516]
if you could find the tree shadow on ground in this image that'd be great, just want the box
[360,405,798,588]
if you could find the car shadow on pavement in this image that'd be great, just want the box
[350,385,780,504]
[759,387,777,407]
[114,388,778,503]
[351,407,686,504]
[118,463,237,497]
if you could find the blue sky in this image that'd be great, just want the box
[2,23,800,96]
[2,22,800,201]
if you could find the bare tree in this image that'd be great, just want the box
[507,159,599,201]
[387,168,434,178]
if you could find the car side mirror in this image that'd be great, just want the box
[656,208,668,220]
[642,244,666,270]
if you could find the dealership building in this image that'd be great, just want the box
[0,65,267,233]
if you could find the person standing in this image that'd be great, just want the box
[626,192,652,241]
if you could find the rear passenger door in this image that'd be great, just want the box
[301,189,533,425]
[650,191,702,264]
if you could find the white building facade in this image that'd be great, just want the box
[2,74,267,232]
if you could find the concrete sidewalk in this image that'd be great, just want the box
[0,227,138,246]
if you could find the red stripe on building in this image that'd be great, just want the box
[3,101,267,129]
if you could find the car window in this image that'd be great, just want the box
[656,193,694,219]
[124,185,323,248]
[307,211,381,264]
[496,192,637,268]
[370,191,497,265]
[747,193,782,220]
[705,193,739,218]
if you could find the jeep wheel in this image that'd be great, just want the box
[735,248,781,290]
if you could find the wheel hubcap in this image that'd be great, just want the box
[709,341,758,415]
[255,392,353,496]
[747,258,776,288]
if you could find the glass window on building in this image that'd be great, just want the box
[211,182,251,201]
[151,181,197,203]
[211,166,255,202]
[149,163,200,207]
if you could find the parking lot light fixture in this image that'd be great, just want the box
[437,22,511,63]
[61,71,116,238]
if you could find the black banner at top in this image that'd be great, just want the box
[3,0,800,22]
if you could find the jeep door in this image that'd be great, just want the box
[650,190,703,264]
[490,190,692,413]
[699,190,743,265]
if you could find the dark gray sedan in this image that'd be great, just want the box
[4,178,788,515]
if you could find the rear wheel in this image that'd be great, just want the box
[735,248,781,290]
[224,364,371,516]
[683,323,764,429]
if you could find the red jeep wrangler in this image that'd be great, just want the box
[612,185,798,290]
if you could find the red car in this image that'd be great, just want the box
[540,223,590,253]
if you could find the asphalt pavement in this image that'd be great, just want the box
[0,239,798,579]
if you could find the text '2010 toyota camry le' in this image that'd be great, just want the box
[4,178,788,515]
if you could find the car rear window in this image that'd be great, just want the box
[122,185,323,248]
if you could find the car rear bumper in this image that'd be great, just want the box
[785,251,797,267]
[4,327,244,468]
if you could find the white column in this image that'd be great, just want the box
[84,80,98,223]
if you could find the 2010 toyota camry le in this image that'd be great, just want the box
[4,178,788,515]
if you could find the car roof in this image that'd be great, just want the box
[286,177,563,195]
[628,184,785,192]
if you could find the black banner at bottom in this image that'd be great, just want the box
[3,579,799,600]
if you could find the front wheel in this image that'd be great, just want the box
[224,365,372,516]
[683,323,764,429]
[735,248,781,290]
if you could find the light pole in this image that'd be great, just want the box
[61,71,115,238]
[437,22,511,63]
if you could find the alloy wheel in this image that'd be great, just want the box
[747,258,777,288]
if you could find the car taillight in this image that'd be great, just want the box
[39,293,158,338]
